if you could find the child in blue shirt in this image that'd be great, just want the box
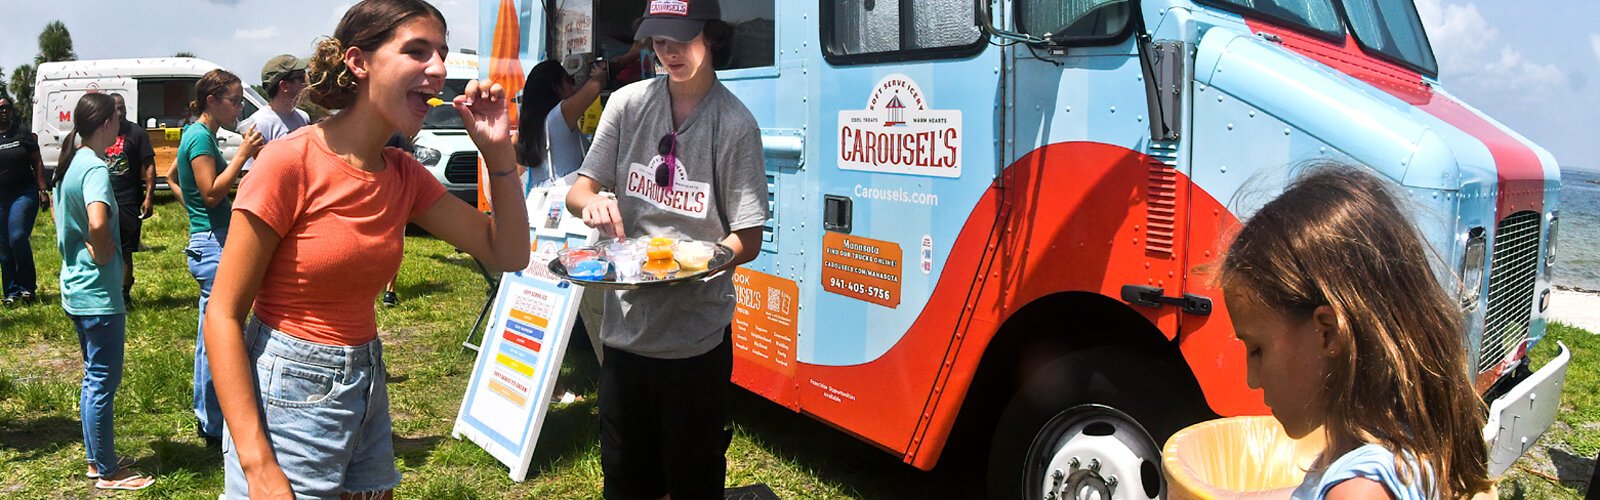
[1220,165,1490,499]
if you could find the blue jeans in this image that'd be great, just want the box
[186,229,227,438]
[223,319,400,498]
[71,313,127,477]
[0,185,39,298]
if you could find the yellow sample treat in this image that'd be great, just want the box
[426,97,445,107]
[646,237,677,261]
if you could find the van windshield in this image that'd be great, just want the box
[422,79,468,130]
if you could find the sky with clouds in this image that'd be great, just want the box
[1,0,1593,166]
[0,0,477,88]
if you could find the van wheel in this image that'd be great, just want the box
[988,346,1202,500]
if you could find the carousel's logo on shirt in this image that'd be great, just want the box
[648,0,690,16]
[838,74,962,178]
[624,157,711,218]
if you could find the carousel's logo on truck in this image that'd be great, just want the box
[838,74,962,178]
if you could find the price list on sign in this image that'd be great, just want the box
[480,286,560,410]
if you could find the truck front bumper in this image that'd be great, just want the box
[1483,341,1571,478]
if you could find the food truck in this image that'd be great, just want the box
[481,0,1569,497]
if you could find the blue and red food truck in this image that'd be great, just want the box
[480,0,1569,497]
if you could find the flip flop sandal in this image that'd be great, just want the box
[96,470,154,491]
[85,457,137,479]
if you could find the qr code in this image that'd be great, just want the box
[766,287,791,315]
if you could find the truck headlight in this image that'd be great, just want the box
[414,145,442,167]
[1460,227,1487,311]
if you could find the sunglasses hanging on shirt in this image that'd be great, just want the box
[655,131,677,190]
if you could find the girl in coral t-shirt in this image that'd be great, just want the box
[202,0,529,497]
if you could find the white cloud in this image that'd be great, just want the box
[1591,34,1600,66]
[233,26,281,41]
[1417,0,1566,103]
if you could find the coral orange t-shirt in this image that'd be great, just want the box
[233,127,446,346]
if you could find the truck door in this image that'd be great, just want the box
[1004,1,1188,336]
[36,77,137,170]
[795,0,1003,454]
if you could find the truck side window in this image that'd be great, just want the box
[1018,0,1132,42]
[721,2,777,69]
[1340,0,1438,75]
[825,0,983,60]
[1198,0,1344,39]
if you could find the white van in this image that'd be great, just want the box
[32,57,269,182]
[411,51,482,202]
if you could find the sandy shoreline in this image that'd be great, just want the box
[1548,286,1600,333]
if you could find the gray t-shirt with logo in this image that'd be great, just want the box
[577,77,769,359]
[240,107,309,171]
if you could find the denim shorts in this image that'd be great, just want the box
[222,319,399,498]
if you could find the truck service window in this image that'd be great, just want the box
[1341,0,1438,75]
[1018,0,1133,41]
[1198,0,1344,38]
[825,0,983,59]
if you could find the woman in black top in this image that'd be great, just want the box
[0,98,50,305]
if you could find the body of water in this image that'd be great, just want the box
[1555,167,1600,291]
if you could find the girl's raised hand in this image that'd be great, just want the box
[453,79,512,154]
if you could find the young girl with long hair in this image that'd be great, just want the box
[53,92,154,491]
[566,0,769,496]
[171,69,264,446]
[519,59,609,398]
[1221,165,1491,499]
[203,0,528,497]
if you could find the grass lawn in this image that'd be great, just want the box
[0,192,1593,498]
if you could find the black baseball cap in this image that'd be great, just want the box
[634,0,721,43]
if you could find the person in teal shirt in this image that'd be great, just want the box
[52,92,154,491]
[168,69,262,446]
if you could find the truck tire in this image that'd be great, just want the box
[986,346,1209,500]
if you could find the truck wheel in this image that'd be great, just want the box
[1015,404,1163,500]
[988,347,1202,500]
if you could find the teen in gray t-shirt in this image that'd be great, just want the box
[575,77,769,359]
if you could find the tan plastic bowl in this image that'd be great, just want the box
[1162,416,1325,499]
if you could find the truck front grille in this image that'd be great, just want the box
[1479,211,1541,373]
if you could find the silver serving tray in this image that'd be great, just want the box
[548,243,736,290]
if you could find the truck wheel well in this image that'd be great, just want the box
[937,292,1216,471]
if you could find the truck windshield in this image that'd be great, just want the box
[422,79,468,130]
[1341,0,1438,75]
[1199,0,1344,38]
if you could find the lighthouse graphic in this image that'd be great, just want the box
[883,95,907,127]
